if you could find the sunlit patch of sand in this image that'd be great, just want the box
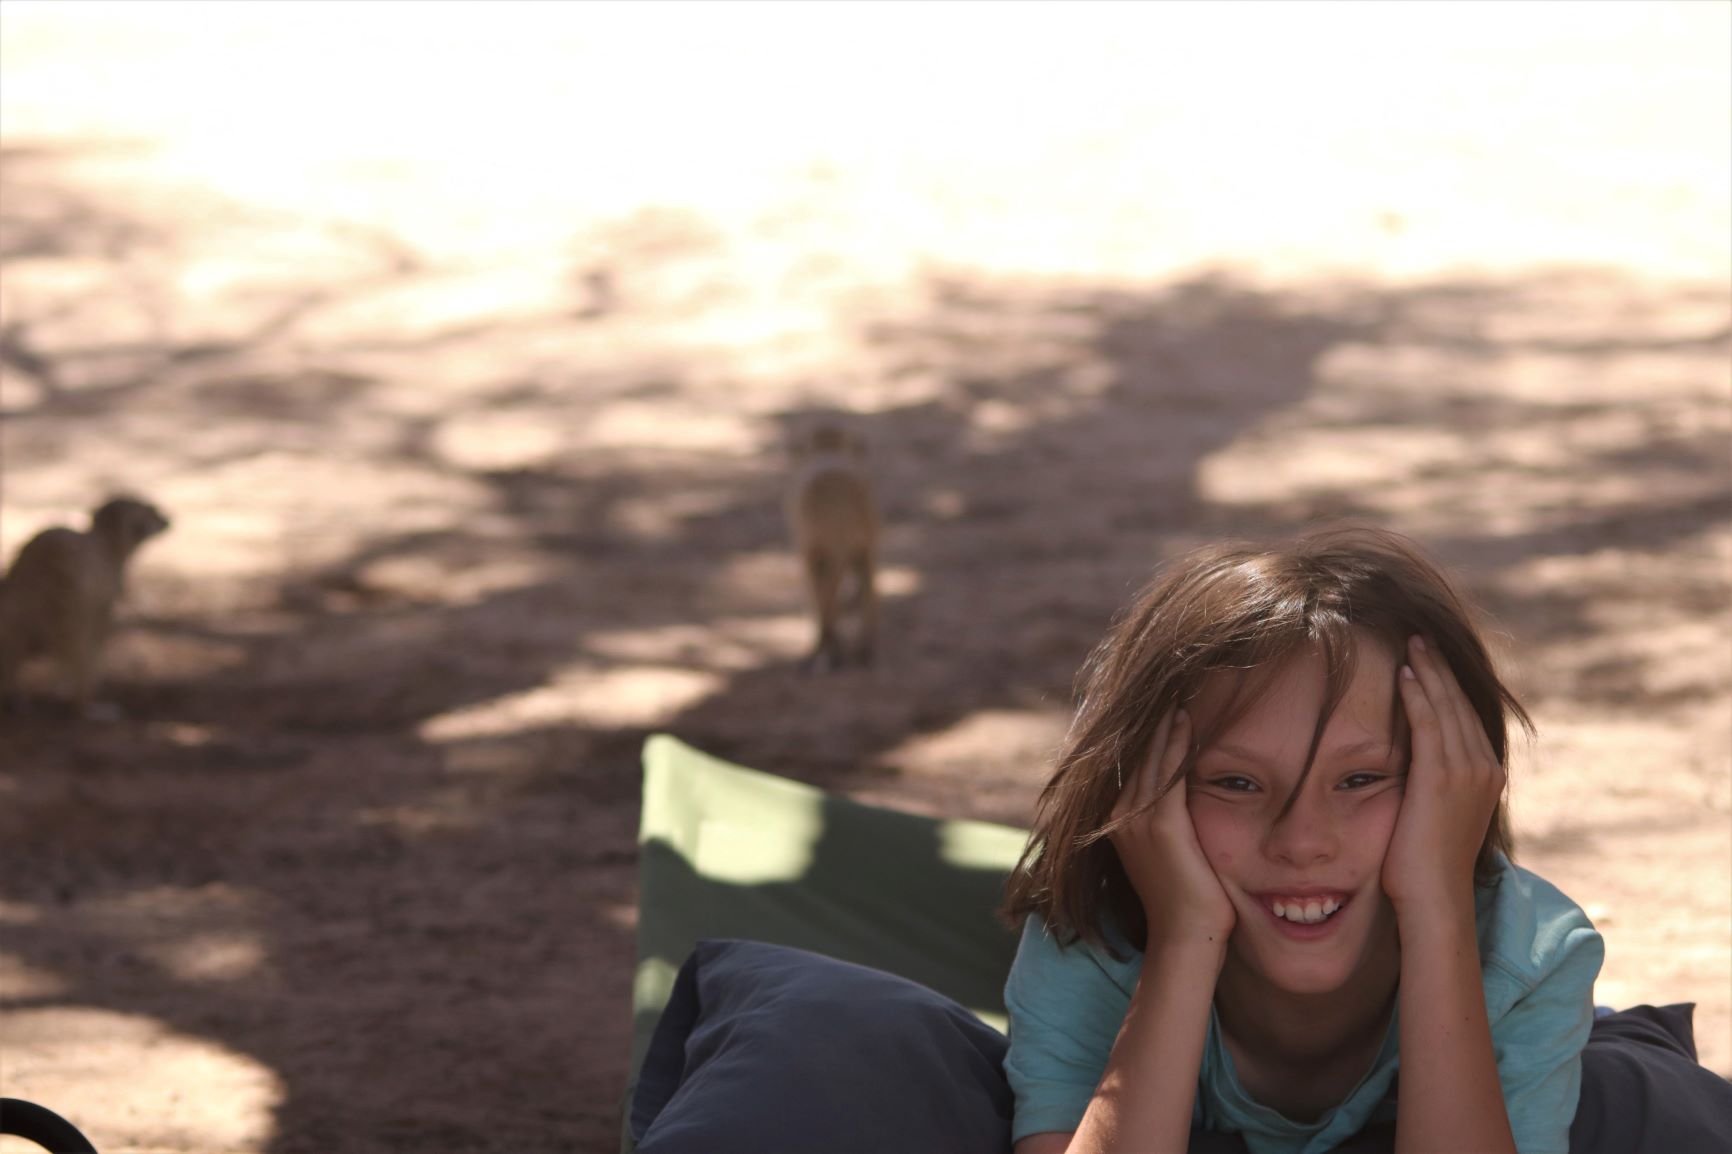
[699,553,921,618]
[580,403,763,455]
[7,5,1723,303]
[577,564,921,672]
[1199,424,1463,508]
[127,454,491,581]
[0,901,42,925]
[883,709,1071,779]
[1196,325,1729,539]
[609,485,770,543]
[68,888,272,989]
[103,631,251,683]
[348,550,560,608]
[292,266,574,345]
[140,932,266,984]
[1513,715,1731,1074]
[420,664,724,741]
[585,616,810,672]
[0,953,69,999]
[429,412,573,473]
[1494,530,1732,736]
[0,1007,281,1154]
[703,554,810,614]
[876,566,920,598]
[1316,342,1732,410]
[0,368,50,414]
[964,386,1115,454]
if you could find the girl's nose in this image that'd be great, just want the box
[1264,789,1338,867]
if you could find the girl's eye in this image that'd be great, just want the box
[1338,773,1384,790]
[1208,775,1259,793]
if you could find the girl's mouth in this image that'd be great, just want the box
[1256,893,1351,939]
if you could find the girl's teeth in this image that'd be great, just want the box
[1271,898,1343,924]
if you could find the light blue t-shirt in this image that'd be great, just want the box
[1004,855,1604,1154]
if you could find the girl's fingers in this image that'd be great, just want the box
[1406,636,1472,769]
[1114,709,1170,817]
[1160,761,1187,812]
[1431,645,1485,759]
[1112,707,1193,823]
[1409,635,1500,772]
[1156,709,1192,800]
[1398,661,1443,779]
[1140,710,1173,808]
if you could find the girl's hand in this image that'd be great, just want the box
[1110,709,1237,952]
[1382,635,1505,916]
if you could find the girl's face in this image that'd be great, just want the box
[1186,636,1406,997]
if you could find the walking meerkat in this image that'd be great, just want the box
[785,420,880,671]
[0,496,171,716]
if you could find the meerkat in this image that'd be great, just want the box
[785,421,880,671]
[0,496,171,716]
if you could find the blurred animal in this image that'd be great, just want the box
[785,421,880,671]
[0,496,171,717]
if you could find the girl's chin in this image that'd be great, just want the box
[1228,935,1367,994]
[1260,964,1361,996]
[1232,935,1398,998]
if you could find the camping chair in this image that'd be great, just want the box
[625,734,1030,1152]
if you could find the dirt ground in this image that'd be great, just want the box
[1,5,1728,1153]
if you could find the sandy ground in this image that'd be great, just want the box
[1,4,1728,1152]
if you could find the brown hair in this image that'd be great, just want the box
[1000,525,1531,955]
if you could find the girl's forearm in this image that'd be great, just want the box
[1068,941,1222,1154]
[1393,895,1516,1154]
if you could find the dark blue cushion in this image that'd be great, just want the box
[1326,1004,1732,1154]
[630,947,1731,1154]
[630,939,1013,1154]
[1568,1003,1732,1154]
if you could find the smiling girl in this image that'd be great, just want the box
[1001,526,1604,1154]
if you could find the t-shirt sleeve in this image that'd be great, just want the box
[1003,913,1135,1144]
[1488,908,1605,1154]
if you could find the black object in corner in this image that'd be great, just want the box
[0,1098,99,1153]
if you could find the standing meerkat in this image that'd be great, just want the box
[0,496,171,716]
[785,420,880,672]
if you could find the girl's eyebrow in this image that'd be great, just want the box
[1198,742,1278,767]
[1201,738,1393,766]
